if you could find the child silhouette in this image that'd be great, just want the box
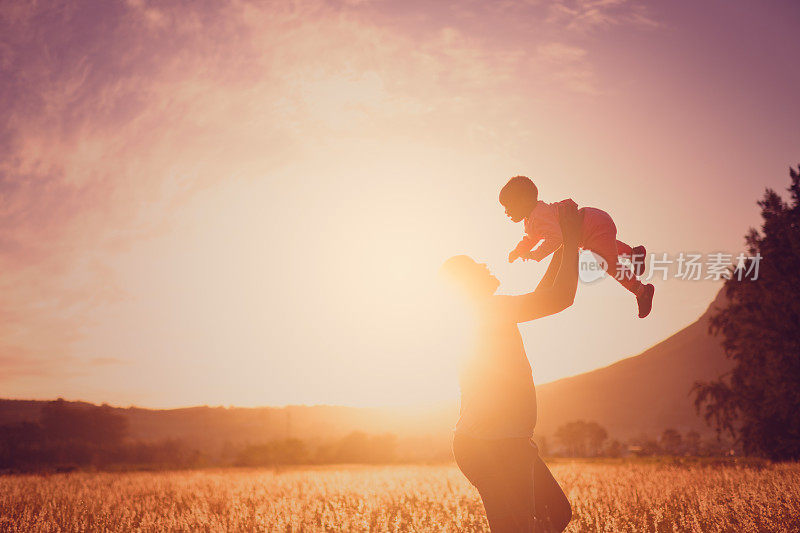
[500,175,655,318]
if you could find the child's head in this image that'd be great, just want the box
[499,175,538,222]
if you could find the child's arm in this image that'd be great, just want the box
[497,201,581,323]
[524,213,565,262]
[508,236,537,263]
[526,238,563,262]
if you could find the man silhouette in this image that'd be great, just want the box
[441,200,580,532]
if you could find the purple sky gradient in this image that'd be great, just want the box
[1,0,798,407]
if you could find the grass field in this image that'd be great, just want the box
[2,461,799,532]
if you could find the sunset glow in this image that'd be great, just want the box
[1,0,798,408]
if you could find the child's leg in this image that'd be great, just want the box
[616,240,633,259]
[588,235,644,295]
[605,254,644,294]
[616,239,646,277]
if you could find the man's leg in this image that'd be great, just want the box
[488,440,573,532]
[454,435,536,533]
[474,471,535,533]
[492,439,537,532]
[532,454,572,532]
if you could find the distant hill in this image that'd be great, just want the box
[0,399,456,460]
[535,291,732,440]
[0,292,732,454]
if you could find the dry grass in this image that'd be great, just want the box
[1,461,799,532]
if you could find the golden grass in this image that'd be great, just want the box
[1,462,799,532]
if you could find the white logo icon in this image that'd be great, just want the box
[579,250,608,283]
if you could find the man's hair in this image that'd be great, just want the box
[499,175,538,205]
[440,255,476,282]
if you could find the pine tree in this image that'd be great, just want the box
[693,165,800,460]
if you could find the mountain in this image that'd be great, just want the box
[0,292,732,454]
[535,291,732,440]
[0,399,456,461]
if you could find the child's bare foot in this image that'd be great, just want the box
[631,245,647,277]
[637,283,655,318]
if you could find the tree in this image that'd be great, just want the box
[332,432,397,463]
[629,434,661,456]
[660,429,682,455]
[236,438,308,466]
[684,431,701,456]
[555,420,608,456]
[0,422,44,468]
[603,439,624,458]
[693,165,800,460]
[586,423,608,456]
[555,422,581,456]
[40,399,128,446]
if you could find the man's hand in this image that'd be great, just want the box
[557,199,581,246]
[504,200,580,323]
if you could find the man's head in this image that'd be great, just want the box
[440,255,500,301]
[499,175,538,223]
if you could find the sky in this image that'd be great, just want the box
[1,0,798,408]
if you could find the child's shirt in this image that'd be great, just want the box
[512,200,615,261]
[512,199,570,262]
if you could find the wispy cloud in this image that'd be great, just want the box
[0,0,664,401]
[0,352,75,380]
[546,0,659,33]
[534,42,597,94]
[1,0,539,382]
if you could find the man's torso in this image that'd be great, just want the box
[456,298,537,439]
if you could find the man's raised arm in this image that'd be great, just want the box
[501,200,581,323]
[535,247,564,290]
